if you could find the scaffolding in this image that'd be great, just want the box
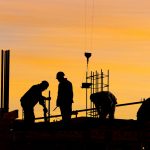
[89,69,109,93]
[84,69,110,117]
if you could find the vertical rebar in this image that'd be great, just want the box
[101,69,103,91]
[107,70,109,91]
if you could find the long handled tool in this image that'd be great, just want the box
[43,104,48,122]
[47,90,50,122]
[43,90,51,122]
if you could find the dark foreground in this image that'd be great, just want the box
[0,117,150,150]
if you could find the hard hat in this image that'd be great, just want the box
[56,71,65,79]
[41,80,49,87]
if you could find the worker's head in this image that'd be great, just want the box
[40,80,49,90]
[56,71,65,81]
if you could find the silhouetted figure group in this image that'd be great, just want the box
[20,71,73,127]
[20,71,119,127]
[90,91,117,119]
[137,98,150,121]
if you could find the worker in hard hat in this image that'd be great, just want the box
[20,80,51,127]
[56,71,73,124]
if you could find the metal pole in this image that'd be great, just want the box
[90,71,92,117]
[1,50,4,109]
[107,70,109,91]
[4,50,10,112]
[86,61,88,117]
[84,52,91,117]
[96,71,98,92]
[48,90,50,122]
[101,69,103,91]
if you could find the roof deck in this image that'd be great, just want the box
[0,117,150,150]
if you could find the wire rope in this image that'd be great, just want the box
[84,0,95,52]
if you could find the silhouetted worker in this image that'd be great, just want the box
[56,71,73,124]
[137,98,150,121]
[90,91,117,119]
[20,80,50,126]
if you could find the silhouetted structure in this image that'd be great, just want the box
[7,118,150,150]
[1,50,10,113]
[83,70,110,117]
[90,91,117,119]
[20,80,50,126]
[56,71,73,124]
[84,52,92,117]
[137,98,150,121]
[2,50,150,150]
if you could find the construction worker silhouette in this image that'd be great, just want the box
[20,80,50,126]
[90,91,117,119]
[56,71,73,124]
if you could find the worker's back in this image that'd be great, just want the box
[137,98,150,121]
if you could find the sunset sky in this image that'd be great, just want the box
[1,0,150,121]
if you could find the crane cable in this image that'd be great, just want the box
[84,0,95,52]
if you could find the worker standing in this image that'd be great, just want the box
[56,71,73,125]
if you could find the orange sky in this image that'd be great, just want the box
[1,0,150,121]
